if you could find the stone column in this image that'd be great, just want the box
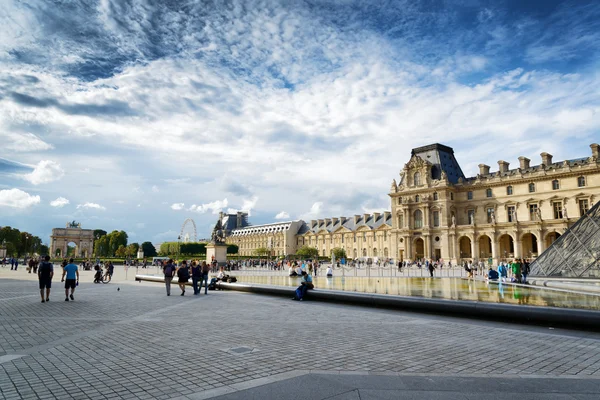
[424,235,431,259]
[473,236,480,261]
[491,236,498,265]
[537,232,545,254]
[406,236,412,261]
[515,238,523,259]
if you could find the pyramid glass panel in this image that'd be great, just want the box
[531,200,600,278]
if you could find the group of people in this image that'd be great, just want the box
[486,259,531,283]
[36,256,80,303]
[161,259,231,296]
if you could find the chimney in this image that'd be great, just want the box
[340,216,347,225]
[363,213,370,222]
[236,212,242,228]
[384,211,391,221]
[373,212,381,221]
[324,218,331,226]
[518,156,530,170]
[311,219,317,228]
[498,160,509,173]
[541,152,553,166]
[591,143,600,159]
[478,164,490,175]
[354,215,360,224]
[318,219,324,227]
[332,217,338,226]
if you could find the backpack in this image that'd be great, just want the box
[178,267,189,279]
[164,264,175,277]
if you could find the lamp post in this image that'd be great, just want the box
[177,235,181,266]
[25,235,29,259]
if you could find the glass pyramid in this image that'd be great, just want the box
[530,200,600,278]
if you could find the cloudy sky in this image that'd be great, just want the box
[1,0,599,245]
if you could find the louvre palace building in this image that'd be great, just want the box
[225,143,600,264]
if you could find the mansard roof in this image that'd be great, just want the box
[301,212,392,235]
[406,143,466,184]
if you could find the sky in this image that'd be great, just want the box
[1,0,599,245]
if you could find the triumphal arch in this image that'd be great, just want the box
[50,221,94,258]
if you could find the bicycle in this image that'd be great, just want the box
[101,270,112,284]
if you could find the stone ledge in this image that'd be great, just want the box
[134,274,600,329]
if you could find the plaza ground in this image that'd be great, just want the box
[1,266,600,399]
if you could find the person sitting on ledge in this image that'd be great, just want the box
[289,263,297,276]
[326,265,333,277]
[216,266,229,281]
[487,267,499,281]
[292,271,313,301]
[498,262,508,282]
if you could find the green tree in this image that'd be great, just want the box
[141,242,157,257]
[39,244,50,255]
[227,244,239,254]
[93,229,107,238]
[94,235,110,257]
[115,244,127,257]
[254,247,270,257]
[332,247,347,260]
[126,243,139,257]
[296,246,319,259]
[107,230,128,256]
[180,242,206,255]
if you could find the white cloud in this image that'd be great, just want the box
[188,198,228,214]
[0,132,53,152]
[77,202,106,210]
[171,203,185,210]
[0,188,41,208]
[151,185,159,193]
[23,160,65,185]
[300,202,323,220]
[275,211,290,220]
[50,197,70,207]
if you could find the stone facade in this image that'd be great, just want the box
[49,223,94,258]
[226,143,600,263]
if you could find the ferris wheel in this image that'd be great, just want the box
[180,218,197,243]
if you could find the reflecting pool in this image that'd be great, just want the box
[237,276,600,311]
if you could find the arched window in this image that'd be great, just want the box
[413,172,421,186]
[373,248,378,257]
[486,188,492,198]
[415,195,420,203]
[433,192,438,200]
[578,176,586,187]
[529,183,535,193]
[398,197,402,204]
[414,210,423,229]
[398,214,404,228]
[507,186,513,195]
[362,248,367,257]
[552,180,560,190]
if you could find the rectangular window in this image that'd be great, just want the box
[553,202,563,219]
[354,234,356,243]
[341,235,344,244]
[433,211,440,227]
[383,231,387,240]
[529,204,538,221]
[467,191,473,200]
[487,208,494,223]
[507,206,515,223]
[399,215,404,228]
[579,199,589,216]
[467,209,475,224]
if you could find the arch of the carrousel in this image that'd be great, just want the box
[458,236,472,259]
[477,234,493,259]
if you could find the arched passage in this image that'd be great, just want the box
[498,234,515,260]
[545,231,561,248]
[478,235,492,259]
[66,241,77,258]
[414,238,425,260]
[522,233,539,258]
[459,236,472,259]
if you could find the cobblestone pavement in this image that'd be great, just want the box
[1,274,600,400]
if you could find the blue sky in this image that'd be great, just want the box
[1,0,599,245]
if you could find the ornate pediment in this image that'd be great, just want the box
[404,155,431,170]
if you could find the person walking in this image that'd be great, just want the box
[177,260,190,296]
[201,261,210,294]
[163,259,176,296]
[522,259,530,284]
[428,261,435,277]
[38,255,54,303]
[191,261,202,295]
[61,258,79,301]
[511,259,522,283]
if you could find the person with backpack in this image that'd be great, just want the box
[176,260,190,296]
[200,261,210,294]
[163,259,176,296]
[522,259,530,284]
[191,261,202,295]
[37,255,54,303]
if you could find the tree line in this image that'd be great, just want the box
[93,230,157,258]
[159,242,239,256]
[0,226,48,257]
